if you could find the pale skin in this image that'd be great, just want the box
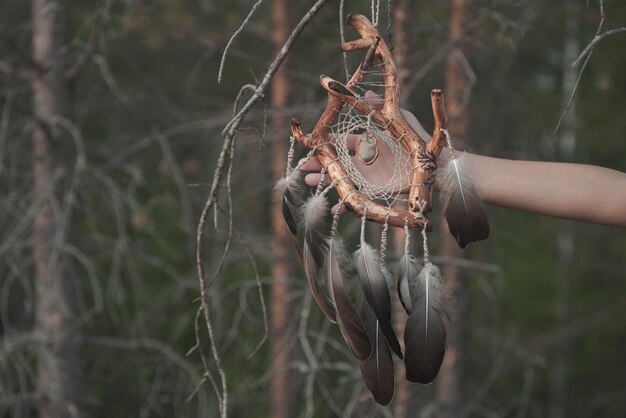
[300,109,626,228]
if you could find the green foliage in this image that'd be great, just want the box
[1,0,625,417]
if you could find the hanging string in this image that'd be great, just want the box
[421,222,430,263]
[360,204,369,244]
[332,198,345,239]
[285,135,296,176]
[379,210,391,266]
[387,0,393,48]
[315,166,327,196]
[339,0,350,80]
[403,219,411,256]
[371,0,381,27]
[441,128,457,159]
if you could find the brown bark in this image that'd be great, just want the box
[436,1,474,417]
[391,2,413,416]
[269,1,294,417]
[31,1,82,417]
[550,4,578,418]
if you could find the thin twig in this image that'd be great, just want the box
[221,0,332,136]
[554,0,605,134]
[218,0,267,84]
[195,2,332,416]
[572,27,626,68]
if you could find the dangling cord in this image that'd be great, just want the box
[371,0,381,27]
[441,128,457,160]
[285,135,296,176]
[339,0,350,80]
[360,204,369,246]
[421,221,430,264]
[387,0,393,48]
[403,218,411,259]
[314,166,327,196]
[379,210,391,267]
[332,198,346,241]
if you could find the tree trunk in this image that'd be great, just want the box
[31,1,82,417]
[437,1,474,417]
[391,1,413,416]
[269,1,294,417]
[550,4,578,418]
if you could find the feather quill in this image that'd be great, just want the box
[397,254,421,315]
[301,194,330,267]
[437,153,490,248]
[354,243,402,359]
[359,303,395,406]
[404,262,449,384]
[328,238,372,361]
[275,169,304,236]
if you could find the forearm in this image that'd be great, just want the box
[458,154,626,227]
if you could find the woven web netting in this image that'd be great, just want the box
[330,62,412,208]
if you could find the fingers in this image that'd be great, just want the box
[304,172,331,188]
[299,156,323,172]
[298,157,347,215]
[401,109,432,142]
[364,90,384,109]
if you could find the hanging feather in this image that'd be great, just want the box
[354,243,402,359]
[328,238,372,361]
[301,194,330,267]
[359,303,395,406]
[404,262,450,384]
[298,193,336,322]
[275,169,304,236]
[397,253,421,315]
[437,153,490,248]
[303,244,336,323]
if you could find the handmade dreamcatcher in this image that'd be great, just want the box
[276,14,490,405]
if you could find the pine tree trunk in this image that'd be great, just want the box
[550,4,578,418]
[391,1,413,416]
[269,1,294,417]
[437,1,474,416]
[31,1,82,417]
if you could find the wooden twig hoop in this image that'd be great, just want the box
[291,14,449,230]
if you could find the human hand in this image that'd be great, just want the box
[300,92,435,197]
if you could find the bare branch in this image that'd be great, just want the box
[554,0,606,133]
[194,2,332,416]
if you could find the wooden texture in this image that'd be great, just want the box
[291,14,448,229]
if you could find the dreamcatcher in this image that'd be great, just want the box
[276,14,490,405]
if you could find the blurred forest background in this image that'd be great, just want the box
[0,0,625,417]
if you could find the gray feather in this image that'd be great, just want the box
[397,254,421,315]
[354,243,402,359]
[359,303,395,406]
[301,194,330,266]
[404,263,449,384]
[437,154,490,248]
[275,170,303,236]
[328,239,372,361]
[303,242,337,323]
